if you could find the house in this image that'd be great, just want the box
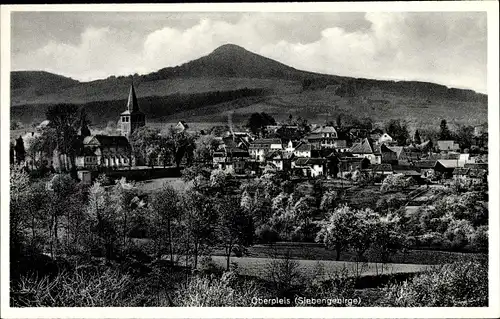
[337,155,369,177]
[414,160,437,177]
[175,121,189,133]
[306,125,338,149]
[213,136,250,173]
[437,140,460,152]
[452,168,487,185]
[333,139,349,152]
[349,138,381,164]
[292,158,326,178]
[76,135,133,169]
[387,146,409,163]
[378,133,394,145]
[434,159,464,178]
[370,163,394,177]
[248,138,282,162]
[265,150,292,172]
[284,140,300,154]
[293,142,313,158]
[380,144,398,164]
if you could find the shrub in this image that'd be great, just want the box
[10,268,145,307]
[255,224,279,244]
[383,261,488,306]
[174,272,261,306]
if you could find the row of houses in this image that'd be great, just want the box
[212,124,488,180]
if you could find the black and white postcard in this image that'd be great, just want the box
[1,2,499,318]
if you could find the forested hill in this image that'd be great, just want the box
[11,44,487,127]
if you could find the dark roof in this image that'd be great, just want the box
[88,135,131,148]
[295,142,312,152]
[387,146,405,158]
[122,83,142,114]
[349,138,373,154]
[294,158,309,166]
[414,160,437,168]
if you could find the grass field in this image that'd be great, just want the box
[211,242,484,265]
[208,256,430,280]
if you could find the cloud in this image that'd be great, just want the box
[11,12,487,93]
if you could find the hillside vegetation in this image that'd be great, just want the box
[11,44,487,129]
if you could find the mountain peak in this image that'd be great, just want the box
[211,43,248,54]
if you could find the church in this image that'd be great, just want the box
[76,82,145,169]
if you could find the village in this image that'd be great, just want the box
[10,82,489,195]
[9,83,490,308]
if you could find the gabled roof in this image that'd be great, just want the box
[85,135,131,148]
[349,138,374,154]
[435,159,463,169]
[387,146,405,158]
[295,142,312,152]
[311,126,337,134]
[122,83,142,114]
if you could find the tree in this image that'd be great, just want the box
[320,190,338,213]
[385,119,410,146]
[181,189,217,268]
[350,208,379,263]
[381,174,414,192]
[454,125,474,151]
[413,130,422,145]
[194,134,219,164]
[10,166,31,256]
[215,196,254,270]
[14,136,26,165]
[150,184,180,261]
[129,126,161,167]
[439,119,452,140]
[316,205,356,261]
[46,174,77,257]
[168,129,196,168]
[245,112,276,135]
[86,181,118,260]
[372,214,404,263]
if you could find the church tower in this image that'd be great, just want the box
[120,82,145,138]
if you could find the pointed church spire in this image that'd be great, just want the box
[127,80,139,112]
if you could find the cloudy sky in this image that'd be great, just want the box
[11,11,487,93]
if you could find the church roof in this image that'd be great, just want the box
[84,135,131,148]
[124,83,142,114]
